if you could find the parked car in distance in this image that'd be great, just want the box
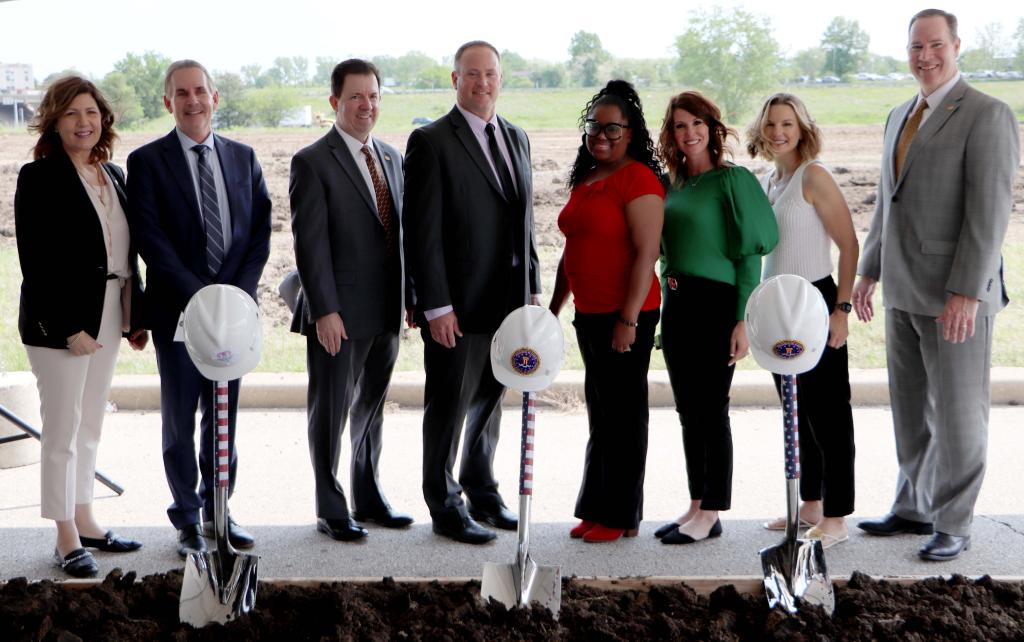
[412,116,432,126]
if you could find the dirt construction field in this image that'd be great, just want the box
[1,125,1022,333]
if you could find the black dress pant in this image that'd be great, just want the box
[421,330,507,519]
[306,330,399,520]
[770,275,856,517]
[573,308,658,530]
[661,275,736,511]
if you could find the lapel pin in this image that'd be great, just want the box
[384,153,391,162]
[947,105,956,111]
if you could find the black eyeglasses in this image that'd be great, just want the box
[584,120,631,141]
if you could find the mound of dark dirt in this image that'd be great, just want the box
[2,570,1023,641]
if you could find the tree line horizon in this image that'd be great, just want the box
[26,8,1024,126]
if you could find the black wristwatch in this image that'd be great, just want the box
[836,301,853,313]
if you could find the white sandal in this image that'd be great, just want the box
[805,525,849,549]
[762,516,814,531]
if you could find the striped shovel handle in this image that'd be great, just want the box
[519,392,535,496]
[215,381,230,488]
[782,375,800,481]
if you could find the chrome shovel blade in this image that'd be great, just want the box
[179,549,259,627]
[482,555,561,617]
[759,538,835,615]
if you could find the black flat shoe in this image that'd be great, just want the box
[317,517,369,542]
[654,521,681,539]
[54,548,98,578]
[661,519,723,545]
[352,506,415,529]
[79,530,142,553]
[857,513,934,536]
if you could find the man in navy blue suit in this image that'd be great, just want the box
[127,60,271,557]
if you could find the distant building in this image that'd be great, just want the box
[1,63,34,93]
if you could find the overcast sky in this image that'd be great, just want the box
[1,0,1020,79]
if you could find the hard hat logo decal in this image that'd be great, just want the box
[214,350,236,365]
[511,348,541,375]
[772,340,805,359]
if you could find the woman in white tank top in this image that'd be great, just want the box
[745,93,859,548]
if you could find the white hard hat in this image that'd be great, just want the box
[183,285,263,381]
[490,305,565,392]
[745,274,828,376]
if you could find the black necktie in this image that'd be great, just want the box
[485,123,518,205]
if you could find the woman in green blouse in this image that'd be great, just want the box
[653,91,778,545]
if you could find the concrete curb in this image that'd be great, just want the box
[100,368,1024,411]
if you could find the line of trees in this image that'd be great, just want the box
[39,13,1024,129]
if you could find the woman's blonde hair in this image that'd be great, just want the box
[745,92,822,163]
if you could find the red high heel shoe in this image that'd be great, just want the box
[569,520,597,538]
[583,524,640,543]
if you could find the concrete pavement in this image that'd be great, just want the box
[1,403,1022,582]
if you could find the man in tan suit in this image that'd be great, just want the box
[853,9,1019,561]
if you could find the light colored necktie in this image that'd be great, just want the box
[894,100,927,178]
[192,144,223,275]
[360,145,395,254]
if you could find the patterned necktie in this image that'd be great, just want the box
[894,100,927,178]
[485,123,518,205]
[192,144,223,275]
[360,145,395,254]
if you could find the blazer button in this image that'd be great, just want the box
[891,195,899,203]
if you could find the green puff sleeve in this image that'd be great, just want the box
[721,165,779,319]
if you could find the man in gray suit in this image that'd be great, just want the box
[289,59,413,542]
[853,9,1019,561]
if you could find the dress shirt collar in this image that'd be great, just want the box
[915,71,961,112]
[334,123,376,157]
[455,102,500,137]
[176,127,215,154]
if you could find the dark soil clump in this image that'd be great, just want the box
[2,569,1023,641]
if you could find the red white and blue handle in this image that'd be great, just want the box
[216,381,230,489]
[519,392,535,496]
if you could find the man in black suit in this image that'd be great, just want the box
[403,41,540,544]
[289,59,413,542]
[127,60,271,557]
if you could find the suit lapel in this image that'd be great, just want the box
[898,79,967,186]
[102,164,128,212]
[213,135,248,253]
[888,98,915,189]
[448,107,505,200]
[160,131,202,222]
[498,116,527,209]
[326,127,378,215]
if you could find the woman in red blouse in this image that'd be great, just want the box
[549,80,666,542]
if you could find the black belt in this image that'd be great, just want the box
[106,274,121,280]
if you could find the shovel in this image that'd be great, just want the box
[481,391,561,616]
[759,374,835,615]
[179,380,259,626]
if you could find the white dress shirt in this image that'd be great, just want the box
[334,123,385,215]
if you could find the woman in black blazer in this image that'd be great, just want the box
[15,76,148,578]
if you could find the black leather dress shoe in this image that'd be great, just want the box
[352,506,415,529]
[177,523,208,558]
[919,532,971,561]
[654,521,681,539]
[858,513,934,536]
[203,518,255,549]
[54,548,98,578]
[317,517,369,542]
[469,505,518,531]
[79,530,142,553]
[662,519,723,545]
[432,514,497,544]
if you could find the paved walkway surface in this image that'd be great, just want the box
[2,403,1022,583]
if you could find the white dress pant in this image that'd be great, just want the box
[26,279,122,521]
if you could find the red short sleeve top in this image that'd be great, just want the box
[557,162,665,314]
